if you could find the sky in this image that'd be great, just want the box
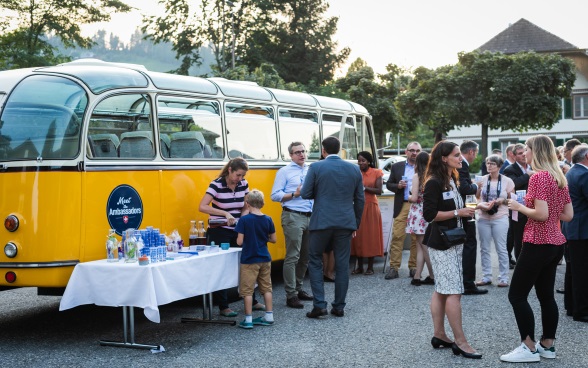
[82,0,588,75]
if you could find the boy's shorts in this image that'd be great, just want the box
[239,262,272,296]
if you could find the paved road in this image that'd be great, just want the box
[1,251,587,368]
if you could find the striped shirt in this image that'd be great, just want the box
[206,177,249,229]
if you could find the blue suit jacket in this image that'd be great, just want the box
[301,155,365,231]
[562,164,588,240]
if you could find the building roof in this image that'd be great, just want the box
[477,18,578,54]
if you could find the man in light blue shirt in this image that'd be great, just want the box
[271,142,314,309]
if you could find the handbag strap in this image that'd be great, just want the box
[449,179,463,228]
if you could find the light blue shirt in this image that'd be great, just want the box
[271,161,313,212]
[403,162,415,201]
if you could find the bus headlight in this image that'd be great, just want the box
[4,215,19,232]
[4,242,17,258]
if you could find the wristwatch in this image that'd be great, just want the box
[454,209,458,218]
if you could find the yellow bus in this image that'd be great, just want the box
[0,59,377,293]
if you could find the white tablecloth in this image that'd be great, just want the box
[59,248,241,323]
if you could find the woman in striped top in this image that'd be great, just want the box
[199,157,264,316]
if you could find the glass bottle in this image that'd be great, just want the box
[197,220,206,245]
[124,228,138,263]
[106,229,118,262]
[189,220,198,246]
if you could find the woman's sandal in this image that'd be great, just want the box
[364,269,374,275]
[351,268,364,275]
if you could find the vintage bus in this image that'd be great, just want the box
[0,59,377,293]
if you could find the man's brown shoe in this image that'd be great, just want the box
[298,290,313,301]
[286,297,304,309]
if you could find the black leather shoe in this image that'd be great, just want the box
[298,290,313,301]
[330,308,344,317]
[451,343,482,359]
[463,287,488,295]
[323,275,335,283]
[286,297,304,309]
[573,315,588,323]
[306,307,328,319]
[431,336,453,349]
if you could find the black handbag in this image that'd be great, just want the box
[438,225,467,248]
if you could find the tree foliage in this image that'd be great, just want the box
[0,0,131,69]
[336,60,409,148]
[142,0,348,84]
[397,51,576,156]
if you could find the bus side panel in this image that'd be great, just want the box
[159,167,286,261]
[0,171,82,287]
[83,170,161,262]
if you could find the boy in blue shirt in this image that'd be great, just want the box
[235,189,277,329]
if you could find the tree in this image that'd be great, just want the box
[143,0,260,75]
[142,0,348,85]
[454,51,575,158]
[396,65,460,143]
[246,0,349,86]
[336,61,409,148]
[397,51,576,157]
[0,0,131,69]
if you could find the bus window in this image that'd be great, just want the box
[88,94,154,159]
[156,96,222,159]
[225,103,277,160]
[0,75,87,161]
[278,108,319,160]
[322,114,359,160]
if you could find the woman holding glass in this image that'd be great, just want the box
[198,157,264,317]
[350,151,383,275]
[422,141,493,359]
[474,154,515,288]
[501,135,573,363]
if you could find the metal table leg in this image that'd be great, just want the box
[100,306,160,350]
[181,293,236,326]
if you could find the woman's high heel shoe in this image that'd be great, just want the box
[431,336,453,349]
[451,343,482,359]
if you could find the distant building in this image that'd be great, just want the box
[446,18,588,152]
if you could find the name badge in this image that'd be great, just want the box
[442,191,455,200]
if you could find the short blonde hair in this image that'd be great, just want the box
[245,189,265,209]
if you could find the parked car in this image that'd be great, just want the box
[379,156,406,193]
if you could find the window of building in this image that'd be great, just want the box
[574,94,588,119]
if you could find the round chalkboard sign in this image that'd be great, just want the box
[106,185,143,235]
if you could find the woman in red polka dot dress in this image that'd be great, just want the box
[501,135,574,363]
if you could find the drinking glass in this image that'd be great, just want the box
[465,195,477,222]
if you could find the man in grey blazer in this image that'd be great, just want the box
[562,144,588,323]
[301,136,365,318]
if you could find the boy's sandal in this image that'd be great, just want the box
[351,268,364,275]
[252,303,266,311]
[364,269,374,275]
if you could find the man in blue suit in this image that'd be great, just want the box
[301,136,365,318]
[562,144,588,323]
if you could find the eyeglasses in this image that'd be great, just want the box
[486,162,498,166]
[292,150,306,155]
[407,149,421,153]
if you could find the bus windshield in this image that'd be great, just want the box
[0,75,87,161]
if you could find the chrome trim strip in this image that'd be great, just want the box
[0,260,79,268]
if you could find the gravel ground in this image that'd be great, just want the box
[1,250,587,368]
